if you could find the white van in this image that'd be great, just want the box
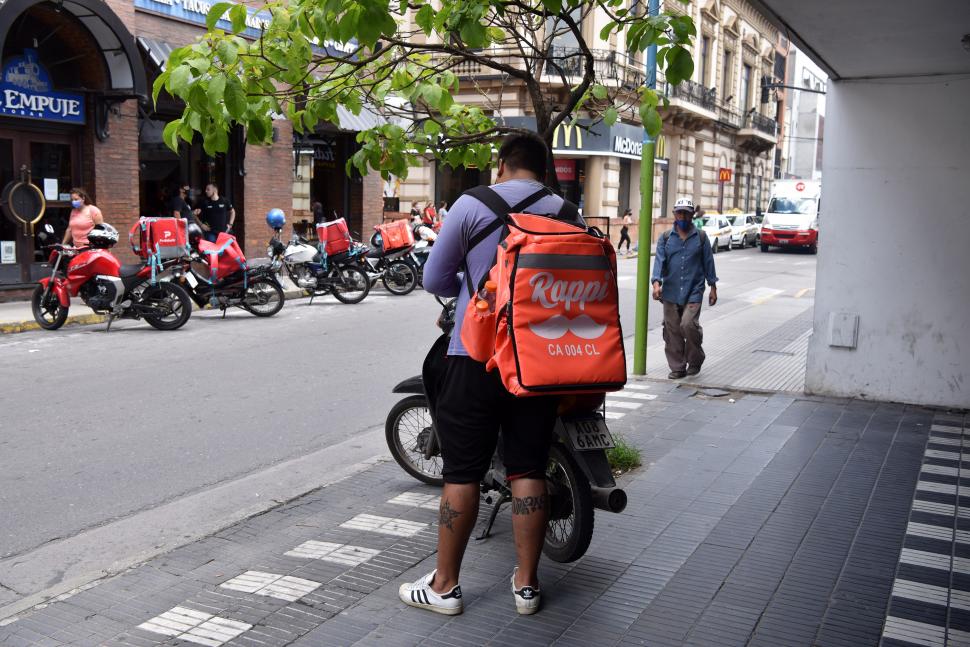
[761,179,820,253]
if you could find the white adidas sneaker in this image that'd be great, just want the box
[511,568,541,615]
[399,570,463,615]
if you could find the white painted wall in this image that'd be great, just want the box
[805,75,970,408]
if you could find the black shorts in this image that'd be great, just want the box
[433,355,558,484]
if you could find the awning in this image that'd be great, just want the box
[138,37,175,73]
[0,0,147,98]
[336,104,385,132]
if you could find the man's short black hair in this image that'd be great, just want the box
[498,132,548,180]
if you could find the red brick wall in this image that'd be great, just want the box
[89,101,141,263]
[242,121,293,255]
[361,174,384,240]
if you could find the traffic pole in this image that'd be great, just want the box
[632,0,659,375]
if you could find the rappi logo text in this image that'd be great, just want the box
[527,271,611,357]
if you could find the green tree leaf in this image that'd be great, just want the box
[247,117,269,144]
[224,76,247,119]
[167,65,192,95]
[640,104,662,138]
[592,84,608,100]
[665,46,694,86]
[206,2,231,30]
[604,106,619,125]
[162,119,182,152]
[415,4,434,35]
[229,4,247,33]
[207,75,226,109]
[599,21,616,41]
[215,39,238,65]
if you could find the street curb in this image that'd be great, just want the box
[0,289,309,336]
[0,313,106,335]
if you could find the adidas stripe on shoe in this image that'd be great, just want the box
[398,570,463,615]
[511,568,541,615]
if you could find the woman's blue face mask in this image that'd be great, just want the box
[71,199,84,209]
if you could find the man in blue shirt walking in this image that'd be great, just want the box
[651,198,719,379]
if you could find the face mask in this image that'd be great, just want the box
[674,217,691,231]
[71,200,83,209]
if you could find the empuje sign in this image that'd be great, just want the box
[0,50,85,124]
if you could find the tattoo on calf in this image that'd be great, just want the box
[439,500,461,531]
[511,495,547,515]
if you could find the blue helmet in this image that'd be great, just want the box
[266,208,286,229]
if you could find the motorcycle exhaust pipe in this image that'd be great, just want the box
[591,486,627,514]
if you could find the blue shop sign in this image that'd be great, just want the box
[0,50,85,124]
[133,0,357,58]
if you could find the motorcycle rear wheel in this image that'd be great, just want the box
[382,260,417,295]
[142,282,192,330]
[386,395,444,486]
[543,443,594,563]
[242,277,284,317]
[31,285,68,330]
[332,266,370,304]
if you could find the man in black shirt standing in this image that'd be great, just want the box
[194,183,235,242]
[169,184,202,226]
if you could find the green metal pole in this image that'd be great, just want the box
[633,0,660,376]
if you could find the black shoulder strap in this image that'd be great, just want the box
[460,185,551,298]
[555,199,581,225]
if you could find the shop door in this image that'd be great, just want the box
[0,127,79,285]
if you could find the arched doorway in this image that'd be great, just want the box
[0,0,144,286]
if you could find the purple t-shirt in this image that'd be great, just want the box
[423,179,582,356]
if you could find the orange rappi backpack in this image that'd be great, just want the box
[459,186,626,396]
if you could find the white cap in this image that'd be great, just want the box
[673,198,695,214]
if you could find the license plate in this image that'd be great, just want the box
[563,416,615,451]
[185,272,199,288]
[778,239,789,245]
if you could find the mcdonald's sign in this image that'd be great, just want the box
[553,122,584,149]
[718,168,733,183]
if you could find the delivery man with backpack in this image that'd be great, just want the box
[651,198,719,379]
[402,133,585,617]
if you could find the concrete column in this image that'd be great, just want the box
[692,138,704,202]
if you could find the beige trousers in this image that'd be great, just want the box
[662,301,705,372]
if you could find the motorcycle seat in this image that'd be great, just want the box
[366,247,383,259]
[119,264,144,278]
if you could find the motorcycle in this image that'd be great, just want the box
[268,229,370,305]
[31,224,192,332]
[361,230,418,295]
[385,298,627,563]
[178,255,284,318]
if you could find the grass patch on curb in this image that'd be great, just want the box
[607,433,642,474]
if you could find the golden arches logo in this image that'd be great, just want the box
[553,123,583,149]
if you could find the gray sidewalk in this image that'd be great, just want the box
[1,380,960,646]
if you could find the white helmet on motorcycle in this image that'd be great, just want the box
[87,223,119,248]
[673,198,695,214]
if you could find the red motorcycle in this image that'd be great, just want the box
[31,223,193,331]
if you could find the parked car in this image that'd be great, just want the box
[730,213,760,248]
[700,214,734,252]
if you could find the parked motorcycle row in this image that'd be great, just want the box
[31,210,435,332]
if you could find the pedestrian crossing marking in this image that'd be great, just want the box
[612,392,658,401]
[285,540,381,566]
[741,287,784,305]
[606,400,642,410]
[340,514,427,537]
[220,571,321,602]
[605,411,625,420]
[387,491,441,510]
[882,616,946,647]
[138,606,251,646]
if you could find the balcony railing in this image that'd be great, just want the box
[545,47,644,88]
[666,79,717,112]
[745,112,778,137]
[717,105,742,129]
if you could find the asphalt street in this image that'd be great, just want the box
[0,243,816,609]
